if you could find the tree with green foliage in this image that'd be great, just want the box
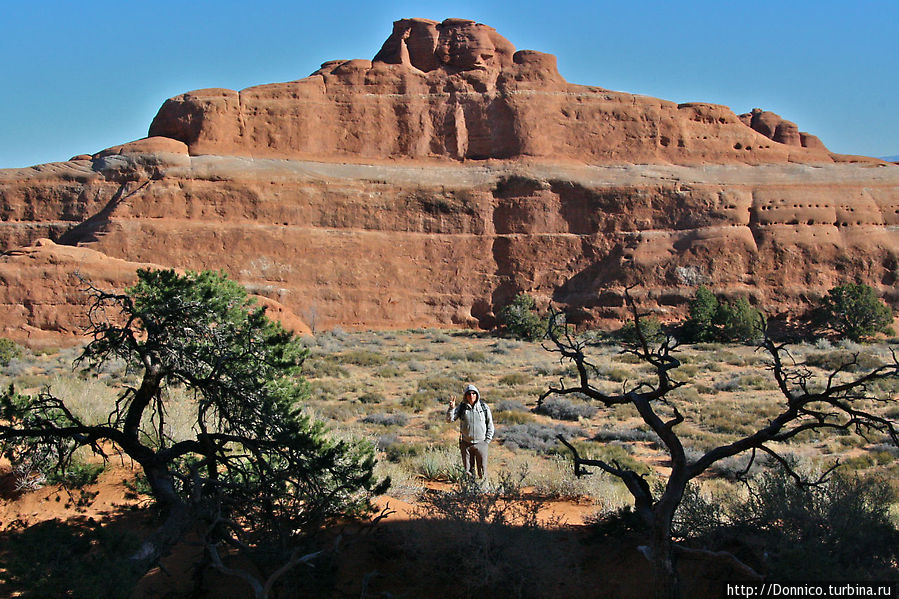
[498,293,548,341]
[684,286,718,342]
[821,283,894,341]
[617,316,664,346]
[0,337,23,367]
[683,286,763,343]
[718,297,763,342]
[0,269,384,597]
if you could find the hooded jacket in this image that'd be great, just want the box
[446,384,494,443]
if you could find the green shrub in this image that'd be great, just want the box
[600,366,632,382]
[493,410,536,424]
[683,287,763,343]
[614,353,644,364]
[498,372,532,386]
[374,364,404,378]
[302,358,350,378]
[0,338,23,367]
[805,349,883,372]
[416,375,459,398]
[383,441,422,463]
[401,391,431,412]
[358,391,384,404]
[718,297,764,342]
[685,286,719,342]
[414,447,460,481]
[47,460,105,488]
[615,317,664,346]
[497,293,548,341]
[821,283,894,341]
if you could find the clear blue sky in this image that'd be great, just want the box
[2,0,897,168]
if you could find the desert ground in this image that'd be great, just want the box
[1,328,897,597]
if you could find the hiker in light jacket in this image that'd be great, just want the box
[446,383,494,478]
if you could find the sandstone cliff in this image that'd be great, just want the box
[1,18,897,343]
[148,18,845,166]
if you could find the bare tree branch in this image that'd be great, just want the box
[542,288,899,599]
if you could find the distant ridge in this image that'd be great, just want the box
[880,155,899,162]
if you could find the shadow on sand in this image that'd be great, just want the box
[0,496,746,599]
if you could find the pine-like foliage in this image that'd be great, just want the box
[498,293,548,341]
[684,286,763,343]
[821,283,894,341]
[1,269,384,588]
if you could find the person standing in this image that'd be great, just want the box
[446,384,494,478]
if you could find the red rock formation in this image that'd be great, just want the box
[738,108,825,150]
[148,18,845,166]
[1,18,897,344]
[373,18,516,72]
[0,239,309,345]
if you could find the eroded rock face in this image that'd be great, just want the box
[0,239,309,344]
[148,18,851,165]
[1,18,897,344]
[373,18,516,72]
[738,108,826,150]
[3,154,898,343]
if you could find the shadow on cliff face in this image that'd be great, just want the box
[552,251,630,308]
[56,180,152,246]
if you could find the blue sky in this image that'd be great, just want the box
[2,0,897,168]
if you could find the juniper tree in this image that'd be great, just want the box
[498,293,547,341]
[0,269,384,596]
[821,283,894,341]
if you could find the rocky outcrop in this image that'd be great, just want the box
[1,18,897,344]
[147,18,851,166]
[0,239,309,345]
[373,18,517,72]
[738,108,825,150]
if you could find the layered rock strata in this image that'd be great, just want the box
[0,237,309,345]
[1,18,897,343]
[147,18,851,166]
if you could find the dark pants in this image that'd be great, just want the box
[459,439,488,478]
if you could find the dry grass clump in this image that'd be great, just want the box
[338,349,388,367]
[535,397,598,421]
[361,412,410,427]
[499,422,586,452]
[804,349,884,372]
[302,357,349,378]
[498,372,533,386]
